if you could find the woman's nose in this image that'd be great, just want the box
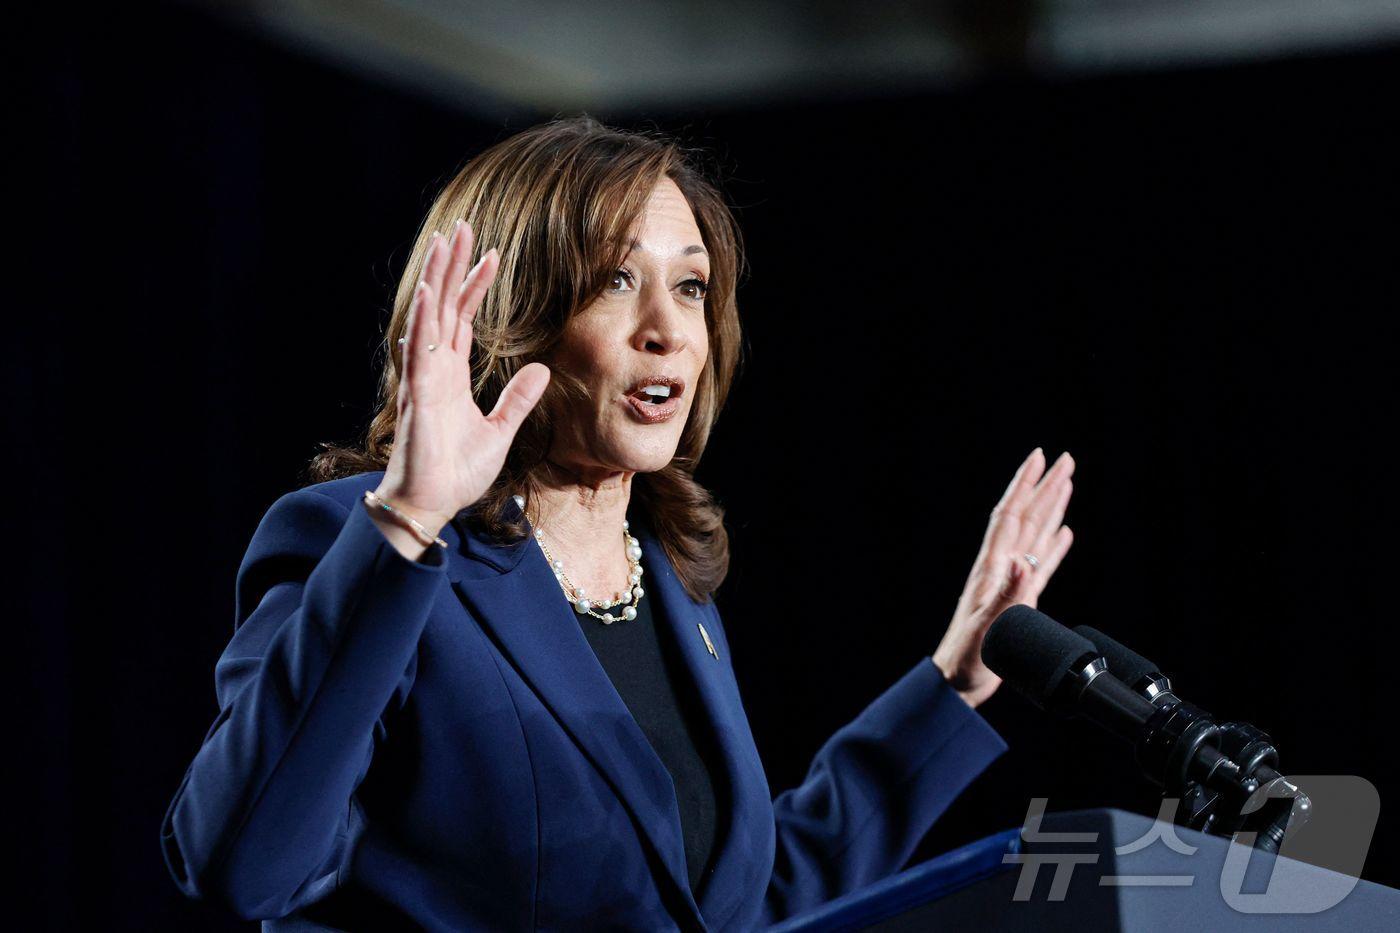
[634,287,689,354]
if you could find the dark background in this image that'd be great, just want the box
[21,3,1398,929]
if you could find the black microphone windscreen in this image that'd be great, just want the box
[982,604,1099,709]
[1073,624,1161,685]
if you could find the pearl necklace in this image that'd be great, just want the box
[514,494,646,625]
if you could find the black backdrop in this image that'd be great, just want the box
[21,4,1399,929]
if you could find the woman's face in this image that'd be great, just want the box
[548,176,711,483]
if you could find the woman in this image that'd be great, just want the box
[161,115,1074,931]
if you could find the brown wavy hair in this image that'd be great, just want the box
[308,115,746,604]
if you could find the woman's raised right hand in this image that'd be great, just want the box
[372,220,551,539]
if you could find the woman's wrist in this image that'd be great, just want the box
[364,486,451,562]
[369,485,451,538]
[930,652,984,709]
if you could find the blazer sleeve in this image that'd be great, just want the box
[699,603,1009,927]
[159,488,448,921]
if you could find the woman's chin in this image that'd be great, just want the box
[605,437,682,474]
[625,451,681,474]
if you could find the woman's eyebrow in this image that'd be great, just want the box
[628,237,708,259]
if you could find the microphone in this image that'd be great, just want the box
[982,605,1257,802]
[1072,624,1177,707]
[1072,623,1283,781]
[981,605,1155,733]
[1071,623,1307,850]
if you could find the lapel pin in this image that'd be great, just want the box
[697,622,719,660]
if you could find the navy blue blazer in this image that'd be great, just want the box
[160,470,1008,930]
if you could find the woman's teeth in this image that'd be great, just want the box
[625,384,680,422]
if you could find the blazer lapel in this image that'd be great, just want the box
[632,522,774,929]
[442,507,707,929]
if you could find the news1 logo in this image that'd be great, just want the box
[1002,777,1380,914]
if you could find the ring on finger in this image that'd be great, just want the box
[1023,553,1040,569]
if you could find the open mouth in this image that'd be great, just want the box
[624,375,685,422]
[625,375,685,406]
[631,385,674,406]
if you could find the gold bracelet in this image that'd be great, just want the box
[363,489,449,548]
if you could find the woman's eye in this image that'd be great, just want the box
[609,269,707,300]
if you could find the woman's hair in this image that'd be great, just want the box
[308,115,746,604]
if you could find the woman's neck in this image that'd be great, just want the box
[528,461,637,602]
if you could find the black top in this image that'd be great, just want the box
[574,554,725,899]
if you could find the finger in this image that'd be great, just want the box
[1015,452,1075,553]
[1002,556,1027,605]
[1031,524,1074,582]
[402,280,434,391]
[451,249,496,356]
[1031,450,1074,504]
[423,232,450,334]
[416,237,444,337]
[1025,477,1072,562]
[456,247,499,320]
[441,220,474,337]
[978,447,1044,560]
[487,362,551,435]
[998,447,1045,514]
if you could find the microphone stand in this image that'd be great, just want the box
[1128,669,1310,852]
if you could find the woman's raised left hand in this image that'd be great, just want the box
[932,447,1076,708]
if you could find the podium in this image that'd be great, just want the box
[769,808,1399,932]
